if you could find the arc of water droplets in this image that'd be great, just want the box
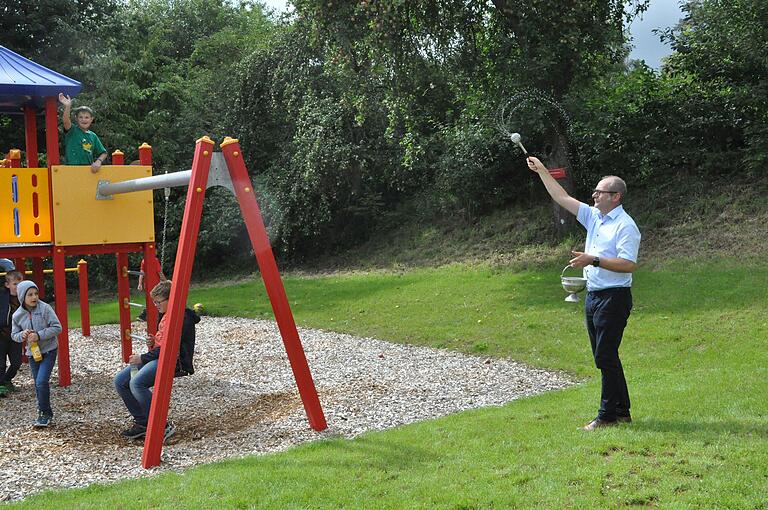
[495,89,579,167]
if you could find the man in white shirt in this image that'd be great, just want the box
[527,156,641,431]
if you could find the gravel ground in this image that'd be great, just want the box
[0,317,576,502]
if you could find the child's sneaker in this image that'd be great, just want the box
[3,381,17,392]
[33,411,53,428]
[163,421,176,442]
[121,423,147,440]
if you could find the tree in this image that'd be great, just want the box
[0,0,119,67]
[663,0,768,173]
[290,0,650,235]
[228,27,405,257]
[0,0,120,152]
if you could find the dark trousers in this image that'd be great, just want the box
[0,332,22,385]
[585,287,633,421]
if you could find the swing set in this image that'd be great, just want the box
[0,46,327,468]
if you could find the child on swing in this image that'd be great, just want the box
[114,280,199,441]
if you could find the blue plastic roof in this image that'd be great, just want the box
[0,45,81,114]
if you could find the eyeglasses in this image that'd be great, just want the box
[592,189,619,196]
[152,299,167,306]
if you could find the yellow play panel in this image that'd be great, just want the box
[0,167,52,244]
[51,165,155,246]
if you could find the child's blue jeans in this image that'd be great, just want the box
[29,348,57,414]
[114,360,157,426]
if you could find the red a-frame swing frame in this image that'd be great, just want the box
[141,136,327,468]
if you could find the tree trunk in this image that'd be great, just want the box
[542,128,577,238]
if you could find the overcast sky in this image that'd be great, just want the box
[626,0,683,68]
[261,0,683,69]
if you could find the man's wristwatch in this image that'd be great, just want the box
[592,257,600,267]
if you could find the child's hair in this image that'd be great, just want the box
[150,280,172,301]
[73,106,95,117]
[4,270,24,283]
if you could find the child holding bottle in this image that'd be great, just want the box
[11,281,62,427]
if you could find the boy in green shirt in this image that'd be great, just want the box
[58,93,108,173]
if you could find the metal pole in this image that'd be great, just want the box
[97,153,233,201]
[97,170,191,199]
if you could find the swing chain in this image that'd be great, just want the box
[160,171,170,270]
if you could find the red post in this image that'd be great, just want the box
[45,96,59,262]
[32,257,45,299]
[142,136,213,468]
[142,243,159,335]
[116,252,132,363]
[78,259,90,337]
[52,247,70,387]
[112,150,125,165]
[23,106,39,168]
[8,149,21,168]
[220,137,327,432]
[44,97,60,166]
[138,143,152,166]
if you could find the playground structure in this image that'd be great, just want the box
[0,260,92,338]
[1,139,163,386]
[1,46,327,468]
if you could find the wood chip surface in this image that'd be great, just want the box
[0,317,575,502]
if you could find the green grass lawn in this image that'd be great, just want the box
[9,261,768,508]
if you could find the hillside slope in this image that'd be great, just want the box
[310,173,767,271]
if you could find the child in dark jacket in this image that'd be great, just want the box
[113,280,200,440]
[11,281,63,427]
[0,270,24,396]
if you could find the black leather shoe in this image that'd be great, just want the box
[616,415,632,423]
[583,418,618,431]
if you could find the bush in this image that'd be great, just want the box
[432,122,513,217]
